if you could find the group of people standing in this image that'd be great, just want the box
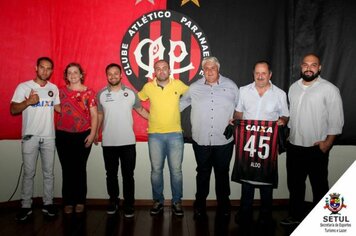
[11,59,99,219]
[11,54,344,230]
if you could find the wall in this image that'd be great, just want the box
[0,140,355,203]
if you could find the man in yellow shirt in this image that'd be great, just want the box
[138,60,188,217]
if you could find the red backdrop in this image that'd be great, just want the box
[2,0,356,144]
[0,0,166,140]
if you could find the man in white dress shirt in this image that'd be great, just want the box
[281,53,344,226]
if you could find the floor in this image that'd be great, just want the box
[0,205,298,236]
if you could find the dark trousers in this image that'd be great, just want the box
[286,142,329,219]
[240,182,273,221]
[192,141,234,211]
[102,145,136,207]
[56,130,92,206]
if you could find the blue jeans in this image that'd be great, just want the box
[148,132,184,204]
[21,135,55,208]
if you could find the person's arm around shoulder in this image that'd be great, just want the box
[134,106,149,120]
[180,80,189,94]
[132,90,149,119]
[137,83,149,101]
[180,87,191,112]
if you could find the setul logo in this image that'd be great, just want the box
[324,193,347,214]
[120,10,211,90]
[321,193,351,233]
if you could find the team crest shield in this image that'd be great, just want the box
[120,10,211,91]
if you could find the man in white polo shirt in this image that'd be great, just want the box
[96,63,148,218]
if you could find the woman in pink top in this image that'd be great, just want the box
[56,62,98,214]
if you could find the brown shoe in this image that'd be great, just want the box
[64,205,73,214]
[75,204,85,213]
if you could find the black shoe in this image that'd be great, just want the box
[217,206,231,218]
[16,208,32,221]
[150,201,163,215]
[172,202,184,216]
[42,204,57,217]
[194,208,207,221]
[235,213,253,226]
[280,216,301,226]
[123,206,135,218]
[107,202,119,215]
[258,217,275,227]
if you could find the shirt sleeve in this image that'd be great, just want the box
[180,81,189,94]
[235,87,244,112]
[88,89,97,108]
[138,84,148,101]
[234,84,240,109]
[54,86,60,106]
[327,87,344,135]
[133,92,142,109]
[96,90,103,112]
[11,84,27,103]
[180,87,191,112]
[278,90,290,117]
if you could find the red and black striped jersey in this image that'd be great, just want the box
[231,119,279,187]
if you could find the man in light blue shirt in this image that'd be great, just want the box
[180,56,239,219]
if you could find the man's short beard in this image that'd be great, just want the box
[157,76,169,82]
[301,70,320,82]
[109,80,121,86]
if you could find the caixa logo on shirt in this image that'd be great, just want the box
[31,100,54,107]
[120,10,211,91]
